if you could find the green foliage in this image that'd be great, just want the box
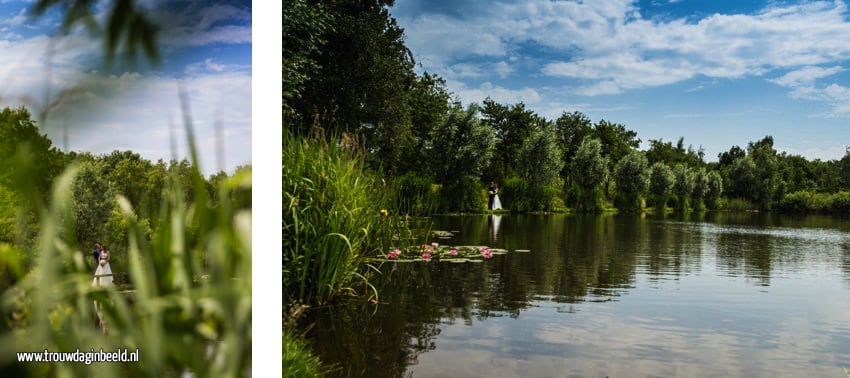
[691,168,709,210]
[828,192,850,213]
[283,0,331,118]
[649,162,675,212]
[71,161,118,251]
[287,0,418,173]
[282,135,379,307]
[438,178,482,213]
[0,155,252,377]
[645,137,705,168]
[500,177,530,212]
[283,330,332,378]
[482,99,546,181]
[672,164,695,211]
[571,139,608,212]
[720,198,757,211]
[517,122,564,211]
[613,151,649,212]
[705,171,724,209]
[0,107,64,201]
[777,191,829,212]
[431,103,495,184]
[0,186,17,244]
[554,111,593,187]
[393,172,437,216]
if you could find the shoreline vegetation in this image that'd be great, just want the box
[284,0,850,376]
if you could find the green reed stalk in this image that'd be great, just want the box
[283,134,378,308]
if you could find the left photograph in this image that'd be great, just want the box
[0,1,252,376]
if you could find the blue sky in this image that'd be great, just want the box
[390,0,850,162]
[0,0,252,175]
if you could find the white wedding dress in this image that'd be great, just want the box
[493,195,502,210]
[92,251,114,286]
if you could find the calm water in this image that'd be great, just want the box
[306,213,850,377]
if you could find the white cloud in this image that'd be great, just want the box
[449,81,541,107]
[397,0,850,103]
[0,16,251,175]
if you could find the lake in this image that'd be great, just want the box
[305,213,850,377]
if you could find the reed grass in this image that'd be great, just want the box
[283,134,379,308]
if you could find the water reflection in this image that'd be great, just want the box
[306,213,850,377]
[487,215,501,243]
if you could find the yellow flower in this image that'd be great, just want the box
[379,209,388,216]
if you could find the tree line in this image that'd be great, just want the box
[0,106,251,273]
[284,0,850,214]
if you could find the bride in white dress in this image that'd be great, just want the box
[92,248,113,286]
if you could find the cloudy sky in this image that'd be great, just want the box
[0,0,252,175]
[391,0,850,162]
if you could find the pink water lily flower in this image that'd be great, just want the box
[421,252,431,261]
[387,249,400,259]
[431,242,439,248]
[481,249,493,259]
[449,249,458,256]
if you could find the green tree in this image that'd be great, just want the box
[283,0,331,119]
[705,170,724,209]
[518,122,564,211]
[430,103,495,185]
[481,99,544,181]
[0,107,65,202]
[748,136,780,210]
[289,0,417,174]
[613,150,649,212]
[400,73,452,176]
[728,156,757,202]
[71,161,117,252]
[554,111,593,189]
[691,168,709,211]
[592,119,641,196]
[646,137,705,168]
[570,139,608,212]
[649,162,675,213]
[672,164,695,211]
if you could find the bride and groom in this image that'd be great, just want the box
[488,181,502,210]
[92,242,113,286]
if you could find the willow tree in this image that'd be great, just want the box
[649,162,675,213]
[571,139,608,212]
[672,164,695,212]
[517,122,564,211]
[613,151,649,212]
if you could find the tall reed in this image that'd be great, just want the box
[283,134,379,308]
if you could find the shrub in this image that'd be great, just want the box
[828,192,850,213]
[438,178,482,213]
[500,177,530,212]
[283,135,379,308]
[393,172,436,216]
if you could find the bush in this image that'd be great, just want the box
[777,191,828,212]
[393,172,436,216]
[283,135,379,307]
[438,178,481,213]
[500,177,530,212]
[828,192,850,213]
[721,197,756,211]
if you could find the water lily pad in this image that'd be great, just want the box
[431,230,454,237]
[449,258,470,263]
[514,249,531,253]
[438,236,452,239]
[490,248,508,253]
